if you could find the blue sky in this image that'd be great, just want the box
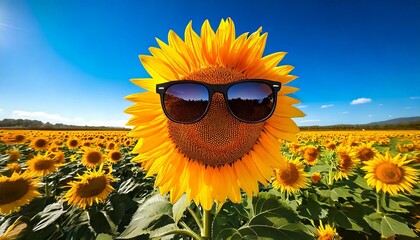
[0,0,419,127]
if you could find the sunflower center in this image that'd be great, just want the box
[338,153,353,171]
[110,152,122,161]
[375,163,403,184]
[15,135,25,142]
[0,179,29,205]
[278,163,299,186]
[168,67,264,167]
[34,159,55,170]
[76,176,107,198]
[358,148,375,161]
[87,152,102,164]
[69,140,78,147]
[35,139,47,148]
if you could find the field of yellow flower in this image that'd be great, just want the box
[0,129,419,239]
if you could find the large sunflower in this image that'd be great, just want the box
[63,165,115,209]
[362,151,419,195]
[0,172,41,215]
[125,18,304,210]
[26,153,60,177]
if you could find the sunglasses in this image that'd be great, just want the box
[156,79,281,124]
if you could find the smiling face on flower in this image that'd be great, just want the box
[125,18,304,210]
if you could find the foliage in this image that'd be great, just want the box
[0,129,419,239]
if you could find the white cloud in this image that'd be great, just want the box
[405,107,412,109]
[368,114,373,117]
[297,105,307,109]
[299,119,321,123]
[409,96,420,100]
[341,111,349,114]
[350,98,372,105]
[321,104,334,109]
[388,115,393,117]
[11,110,128,127]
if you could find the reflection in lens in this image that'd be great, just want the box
[227,82,274,122]
[164,83,209,123]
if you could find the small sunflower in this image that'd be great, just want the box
[29,137,49,151]
[334,146,359,180]
[47,151,66,164]
[355,142,378,162]
[362,152,419,195]
[26,154,60,176]
[316,222,340,240]
[107,149,122,163]
[0,217,28,240]
[6,149,20,162]
[63,165,115,209]
[66,138,80,149]
[125,18,304,209]
[301,145,318,165]
[311,172,322,184]
[272,158,308,194]
[6,133,26,144]
[81,147,105,168]
[0,172,41,215]
[6,163,22,173]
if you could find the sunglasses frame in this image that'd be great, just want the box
[156,79,282,124]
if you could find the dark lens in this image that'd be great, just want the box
[163,83,209,123]
[227,82,274,122]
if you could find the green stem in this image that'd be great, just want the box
[44,177,50,198]
[328,164,334,188]
[187,207,203,231]
[201,209,211,239]
[376,191,382,213]
[168,228,204,240]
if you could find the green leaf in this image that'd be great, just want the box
[216,225,313,240]
[117,193,177,239]
[380,214,417,238]
[96,233,113,240]
[353,175,371,190]
[32,202,66,231]
[364,212,383,234]
[297,198,328,220]
[216,193,312,240]
[212,201,249,237]
[330,188,351,201]
[172,194,190,224]
[88,210,111,234]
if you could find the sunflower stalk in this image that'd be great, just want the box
[187,207,203,230]
[376,191,382,213]
[201,209,212,239]
[43,177,50,198]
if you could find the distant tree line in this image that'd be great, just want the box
[0,119,129,131]
[300,121,420,131]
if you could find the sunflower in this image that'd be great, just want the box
[81,147,105,168]
[125,18,304,210]
[47,151,66,164]
[6,163,21,173]
[316,222,339,240]
[66,138,80,149]
[272,158,308,194]
[355,142,378,162]
[63,165,115,209]
[26,153,60,176]
[362,152,419,195]
[334,146,359,180]
[0,217,28,240]
[29,137,49,151]
[311,172,322,183]
[6,133,26,144]
[107,149,122,163]
[301,145,318,165]
[6,149,20,162]
[0,172,41,215]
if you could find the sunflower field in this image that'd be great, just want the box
[0,129,418,240]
